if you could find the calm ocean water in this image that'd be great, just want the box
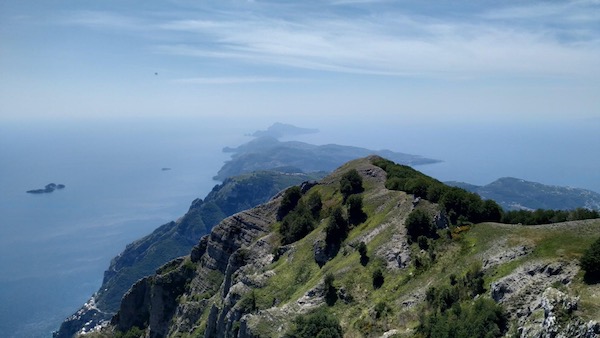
[0,118,248,337]
[0,117,598,337]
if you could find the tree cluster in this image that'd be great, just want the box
[417,265,507,338]
[325,206,349,247]
[406,209,437,243]
[373,158,503,225]
[502,208,599,225]
[581,236,600,283]
[340,169,364,202]
[285,308,343,338]
[373,158,599,226]
[279,189,323,245]
[417,298,508,338]
[277,186,303,221]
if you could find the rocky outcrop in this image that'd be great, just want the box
[490,260,599,337]
[27,183,65,194]
[114,198,280,337]
[517,287,600,338]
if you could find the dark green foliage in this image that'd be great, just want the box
[418,264,506,338]
[307,191,323,219]
[581,237,600,283]
[357,241,367,258]
[481,199,503,223]
[373,158,498,225]
[417,298,507,338]
[374,301,391,319]
[357,241,369,266]
[325,206,349,246]
[324,273,337,306]
[347,194,367,225]
[426,184,446,203]
[116,326,144,338]
[439,187,484,224]
[425,264,485,312]
[238,290,257,313]
[406,177,431,199]
[502,207,599,225]
[278,186,303,221]
[280,202,316,245]
[417,235,430,250]
[406,209,436,242]
[286,308,343,338]
[372,268,384,289]
[340,169,364,201]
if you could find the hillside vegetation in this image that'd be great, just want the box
[88,157,600,338]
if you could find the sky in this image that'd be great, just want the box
[0,0,599,126]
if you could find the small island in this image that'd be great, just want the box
[26,183,66,194]
[161,168,172,171]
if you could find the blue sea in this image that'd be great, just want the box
[0,118,249,337]
[0,117,598,337]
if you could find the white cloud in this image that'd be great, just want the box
[172,76,303,84]
[60,2,600,81]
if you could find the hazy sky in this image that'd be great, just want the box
[1,0,598,125]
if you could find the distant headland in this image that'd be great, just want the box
[26,183,65,194]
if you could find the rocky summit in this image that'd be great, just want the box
[80,157,600,338]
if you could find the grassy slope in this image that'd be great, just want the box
[237,159,600,337]
[114,158,600,338]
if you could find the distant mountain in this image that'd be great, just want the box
[250,122,319,138]
[447,177,600,211]
[216,135,440,180]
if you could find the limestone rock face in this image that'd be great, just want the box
[55,171,309,338]
[114,198,279,338]
[490,261,599,338]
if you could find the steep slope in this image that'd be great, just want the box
[55,171,320,338]
[447,177,600,211]
[89,157,600,338]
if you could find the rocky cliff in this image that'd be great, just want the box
[55,171,317,338]
[83,157,600,338]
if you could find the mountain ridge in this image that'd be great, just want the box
[447,177,600,211]
[85,157,600,338]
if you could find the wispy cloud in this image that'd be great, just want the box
[60,1,600,81]
[60,10,149,31]
[172,76,304,85]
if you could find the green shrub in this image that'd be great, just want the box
[325,206,349,246]
[581,237,600,283]
[340,169,363,201]
[357,241,367,258]
[406,209,436,242]
[307,191,323,219]
[347,194,367,225]
[277,186,302,221]
[372,268,384,289]
[417,298,507,338]
[286,308,343,338]
[324,273,337,306]
[280,202,316,245]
